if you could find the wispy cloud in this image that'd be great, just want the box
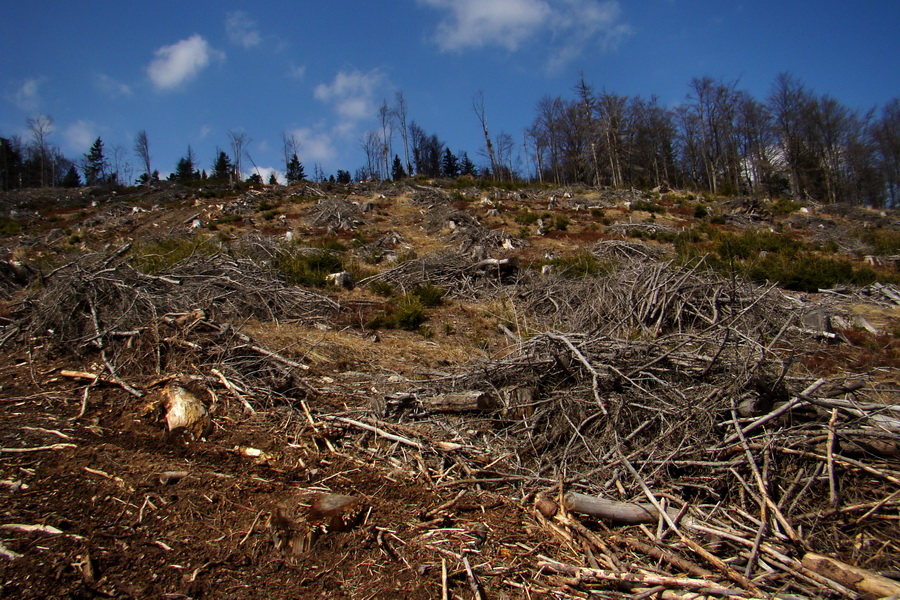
[94,73,132,97]
[419,0,550,51]
[10,77,46,111]
[287,127,338,165]
[146,34,223,91]
[287,63,307,80]
[225,11,262,49]
[62,120,99,153]
[419,0,630,66]
[314,68,385,123]
[250,165,284,184]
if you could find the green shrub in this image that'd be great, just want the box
[554,215,570,231]
[631,200,665,214]
[132,236,218,275]
[0,216,23,236]
[747,254,878,292]
[771,198,802,215]
[515,210,539,226]
[545,251,611,279]
[392,295,426,330]
[273,249,343,287]
[858,229,900,255]
[412,282,445,307]
[369,280,395,297]
[694,204,709,219]
[591,208,605,218]
[311,236,347,252]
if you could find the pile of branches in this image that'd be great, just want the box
[426,205,523,252]
[605,221,679,238]
[368,258,899,596]
[592,239,669,262]
[358,251,529,299]
[409,188,453,205]
[8,246,338,399]
[309,197,363,231]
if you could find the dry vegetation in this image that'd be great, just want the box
[0,179,899,599]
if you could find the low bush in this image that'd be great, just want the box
[273,248,343,287]
[132,236,219,275]
[412,282,445,307]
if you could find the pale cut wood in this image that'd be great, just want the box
[422,390,497,413]
[563,492,678,524]
[802,552,900,599]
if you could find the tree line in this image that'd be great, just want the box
[526,73,899,207]
[2,71,898,206]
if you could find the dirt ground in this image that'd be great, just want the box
[0,354,557,600]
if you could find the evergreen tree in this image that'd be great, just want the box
[286,153,306,184]
[0,137,24,191]
[391,154,407,181]
[441,148,459,178]
[61,166,81,188]
[268,173,278,185]
[211,150,233,181]
[174,146,198,182]
[83,137,108,185]
[460,151,477,177]
[246,172,262,184]
[336,169,351,184]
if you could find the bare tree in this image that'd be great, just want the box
[360,130,382,180]
[378,100,392,179]
[27,114,54,187]
[134,130,151,184]
[473,91,498,180]
[110,144,130,184]
[394,91,412,176]
[873,99,900,206]
[283,132,299,172]
[575,74,601,186]
[228,130,250,184]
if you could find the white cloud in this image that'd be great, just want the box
[62,120,99,153]
[11,77,45,111]
[249,166,284,184]
[146,34,223,90]
[287,127,338,165]
[94,73,132,97]
[225,11,262,49]
[287,63,306,80]
[420,0,550,51]
[314,68,385,122]
[420,0,630,64]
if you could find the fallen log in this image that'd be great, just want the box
[422,391,497,413]
[563,492,680,525]
[802,552,900,600]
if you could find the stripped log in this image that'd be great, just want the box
[423,391,497,413]
[564,492,680,525]
[802,552,900,600]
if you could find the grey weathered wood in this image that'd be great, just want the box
[423,391,497,413]
[564,492,679,524]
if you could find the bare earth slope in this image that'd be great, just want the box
[1,180,898,599]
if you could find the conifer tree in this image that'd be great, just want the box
[286,153,306,184]
[211,150,233,181]
[441,148,459,178]
[83,137,108,185]
[391,154,407,181]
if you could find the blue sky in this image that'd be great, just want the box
[2,1,898,182]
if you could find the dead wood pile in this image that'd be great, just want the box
[358,251,529,299]
[425,205,523,252]
[7,247,337,400]
[309,197,363,231]
[335,258,900,598]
